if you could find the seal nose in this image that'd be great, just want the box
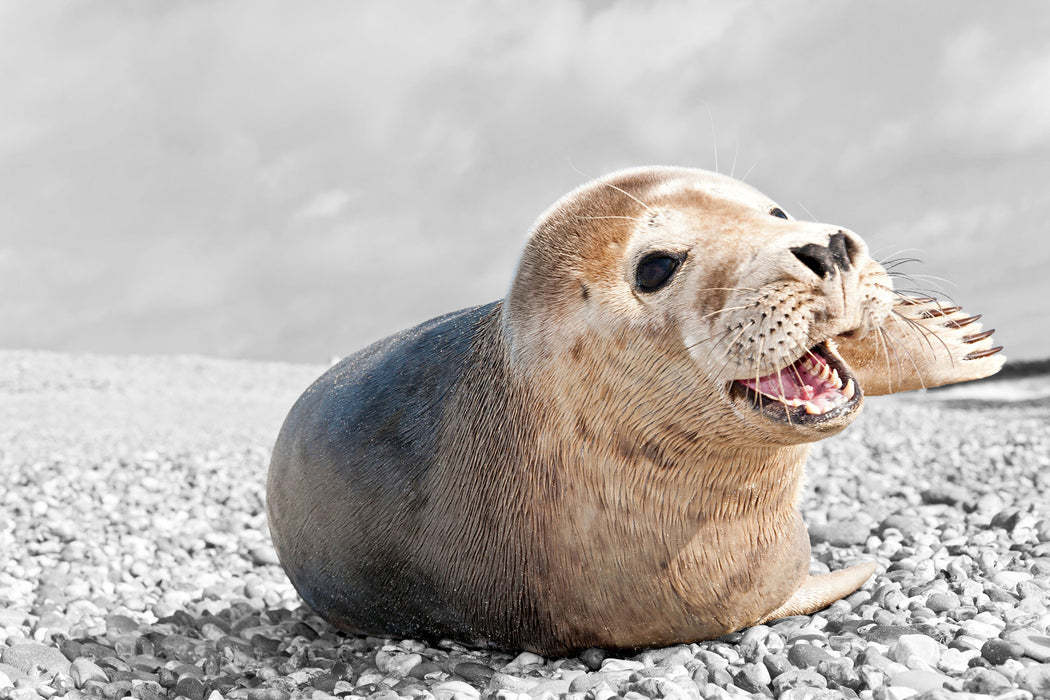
[791,232,858,279]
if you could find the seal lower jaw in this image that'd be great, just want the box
[730,342,863,426]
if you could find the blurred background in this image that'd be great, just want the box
[2,1,1047,364]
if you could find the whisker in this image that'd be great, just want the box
[577,215,646,222]
[740,160,759,183]
[706,104,719,174]
[694,286,760,295]
[891,307,956,368]
[684,323,741,353]
[874,324,897,394]
[880,257,925,271]
[598,179,655,213]
[697,304,755,322]
[880,320,930,389]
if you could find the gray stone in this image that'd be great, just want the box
[924,592,960,613]
[578,647,606,671]
[772,668,828,695]
[453,661,494,685]
[732,662,771,694]
[920,484,970,507]
[878,514,926,538]
[890,634,941,670]
[779,690,841,700]
[70,658,109,687]
[248,545,280,566]
[763,653,791,678]
[962,668,1012,695]
[1005,628,1050,662]
[374,650,422,676]
[174,674,207,700]
[888,669,951,693]
[980,638,1024,665]
[568,672,607,694]
[0,642,72,676]
[787,643,833,669]
[865,625,920,644]
[1016,663,1050,696]
[808,519,871,547]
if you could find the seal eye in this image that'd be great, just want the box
[769,207,789,220]
[635,253,683,293]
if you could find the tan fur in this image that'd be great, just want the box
[267,166,1002,656]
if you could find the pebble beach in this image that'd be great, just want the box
[1,349,1049,700]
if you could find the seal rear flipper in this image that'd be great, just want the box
[755,561,877,624]
[833,296,1004,396]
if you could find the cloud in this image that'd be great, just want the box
[0,1,1046,361]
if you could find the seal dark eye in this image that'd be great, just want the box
[635,253,683,293]
[769,207,789,220]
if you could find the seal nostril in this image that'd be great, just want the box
[827,232,855,270]
[840,232,861,267]
[791,243,835,279]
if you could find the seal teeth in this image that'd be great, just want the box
[843,378,855,400]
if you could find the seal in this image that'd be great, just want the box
[267,166,1003,656]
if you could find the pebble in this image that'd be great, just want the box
[924,592,960,613]
[0,642,72,675]
[787,643,833,669]
[920,484,970,507]
[936,648,978,675]
[454,661,495,685]
[865,625,920,644]
[808,519,872,547]
[248,546,281,566]
[779,690,840,700]
[763,653,791,678]
[771,668,827,695]
[246,689,291,700]
[879,514,926,539]
[980,638,1024,665]
[1015,663,1050,696]
[428,684,480,700]
[963,667,1013,695]
[1005,628,1050,662]
[174,674,207,700]
[731,662,770,693]
[408,661,443,680]
[374,649,422,676]
[890,635,942,670]
[578,647,606,671]
[889,668,951,693]
[69,657,109,686]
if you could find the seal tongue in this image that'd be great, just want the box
[738,350,855,415]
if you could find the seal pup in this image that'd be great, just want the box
[267,166,1003,655]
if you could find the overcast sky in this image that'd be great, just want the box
[2,1,1047,363]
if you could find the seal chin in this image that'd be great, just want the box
[730,342,863,426]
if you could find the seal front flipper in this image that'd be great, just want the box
[832,295,1004,396]
[755,561,877,624]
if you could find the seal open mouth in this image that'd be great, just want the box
[732,343,862,423]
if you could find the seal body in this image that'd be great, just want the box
[267,167,1002,655]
